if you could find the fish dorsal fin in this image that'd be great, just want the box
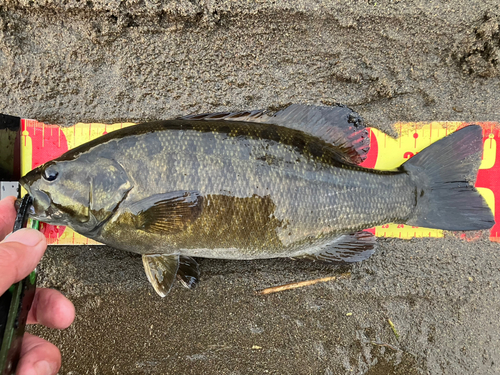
[179,104,370,165]
[294,231,377,264]
[268,104,369,164]
[129,191,203,235]
[177,256,199,289]
[142,254,179,297]
[180,110,267,122]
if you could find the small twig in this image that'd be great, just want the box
[370,341,401,352]
[255,272,351,295]
[387,318,400,339]
[206,344,231,352]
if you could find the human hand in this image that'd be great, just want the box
[0,196,75,375]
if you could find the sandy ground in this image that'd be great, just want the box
[1,0,500,374]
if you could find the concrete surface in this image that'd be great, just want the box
[1,0,500,374]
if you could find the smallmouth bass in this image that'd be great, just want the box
[20,104,494,296]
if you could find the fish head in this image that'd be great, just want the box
[20,160,90,225]
[20,157,132,233]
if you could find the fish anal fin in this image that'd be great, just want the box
[176,256,199,289]
[130,191,203,235]
[295,231,377,264]
[142,254,179,297]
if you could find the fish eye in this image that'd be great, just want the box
[43,168,59,182]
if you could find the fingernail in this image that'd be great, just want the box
[34,360,56,375]
[2,229,44,247]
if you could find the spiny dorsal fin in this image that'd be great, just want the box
[129,191,203,235]
[294,231,377,264]
[176,256,199,289]
[180,110,266,122]
[142,254,179,297]
[179,104,370,165]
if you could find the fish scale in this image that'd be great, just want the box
[20,104,494,296]
[50,121,415,258]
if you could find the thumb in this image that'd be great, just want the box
[0,229,47,293]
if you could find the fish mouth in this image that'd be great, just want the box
[19,177,52,219]
[31,190,52,218]
[14,197,35,216]
[19,175,28,189]
[17,177,36,216]
[19,176,33,198]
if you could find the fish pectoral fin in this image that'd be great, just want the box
[176,256,199,289]
[142,254,180,297]
[130,191,203,235]
[293,231,377,264]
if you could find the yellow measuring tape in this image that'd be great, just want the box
[368,123,495,239]
[20,120,498,245]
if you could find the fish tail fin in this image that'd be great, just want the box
[403,125,494,231]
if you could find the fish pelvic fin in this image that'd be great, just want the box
[180,104,370,165]
[292,231,377,264]
[142,254,180,297]
[403,125,495,231]
[142,254,199,297]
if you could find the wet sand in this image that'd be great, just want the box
[1,0,500,373]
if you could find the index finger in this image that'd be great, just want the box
[0,196,17,240]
